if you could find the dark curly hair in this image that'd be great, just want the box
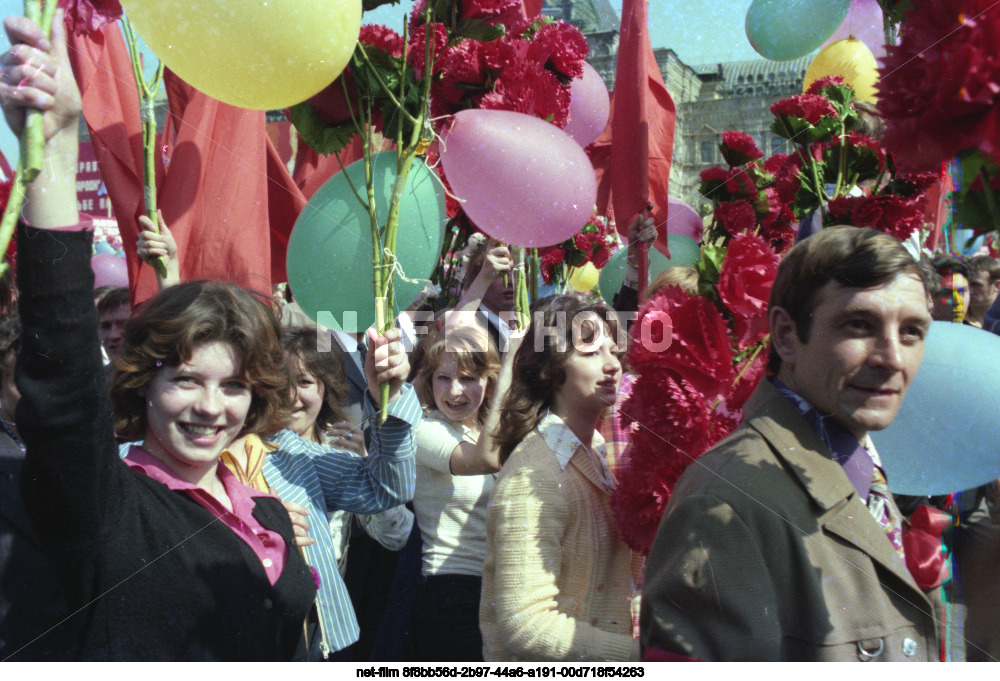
[281,325,349,437]
[110,281,292,440]
[495,296,618,465]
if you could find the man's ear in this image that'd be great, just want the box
[768,306,799,368]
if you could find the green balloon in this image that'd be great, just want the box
[286,152,445,332]
[745,0,850,61]
[598,235,701,305]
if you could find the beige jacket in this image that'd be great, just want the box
[641,380,940,661]
[481,429,635,661]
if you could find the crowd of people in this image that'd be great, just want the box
[0,12,999,664]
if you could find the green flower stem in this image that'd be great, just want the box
[366,3,435,423]
[0,0,56,277]
[122,16,167,278]
[529,248,539,304]
[733,335,769,386]
[833,126,848,199]
[356,43,419,127]
[512,247,530,331]
[20,0,54,183]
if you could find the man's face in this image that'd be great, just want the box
[773,273,932,440]
[931,272,969,323]
[480,274,515,315]
[98,304,130,360]
[968,270,1000,317]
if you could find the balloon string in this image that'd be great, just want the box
[376,247,432,287]
[423,119,468,208]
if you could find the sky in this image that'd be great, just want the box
[0,0,759,169]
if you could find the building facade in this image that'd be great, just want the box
[543,0,810,213]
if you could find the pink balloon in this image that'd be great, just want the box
[821,0,886,61]
[565,62,610,147]
[441,109,597,248]
[91,253,129,288]
[653,196,703,255]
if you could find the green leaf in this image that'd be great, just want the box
[287,103,358,156]
[566,250,587,267]
[696,242,726,296]
[822,85,856,119]
[363,0,400,11]
[454,17,506,43]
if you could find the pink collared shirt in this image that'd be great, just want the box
[124,445,288,585]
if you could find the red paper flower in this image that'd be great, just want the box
[479,60,571,127]
[628,288,735,404]
[805,75,846,96]
[880,0,1000,171]
[729,350,767,413]
[851,194,924,241]
[59,0,122,35]
[526,20,589,79]
[460,0,524,25]
[713,200,757,236]
[574,233,610,269]
[359,24,404,58]
[826,195,859,222]
[720,130,763,166]
[539,247,566,284]
[770,94,839,125]
[717,234,779,347]
[407,22,449,77]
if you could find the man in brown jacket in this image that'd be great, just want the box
[641,227,941,661]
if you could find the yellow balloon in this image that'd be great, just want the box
[121,0,362,110]
[803,38,879,104]
[568,262,600,292]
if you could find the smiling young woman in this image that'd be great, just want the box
[1,13,414,661]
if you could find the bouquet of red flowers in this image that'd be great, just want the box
[537,213,616,289]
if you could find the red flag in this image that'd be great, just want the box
[147,70,272,303]
[267,137,307,283]
[610,0,676,256]
[64,18,145,298]
[521,0,543,19]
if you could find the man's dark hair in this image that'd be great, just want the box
[767,226,927,373]
[96,286,130,316]
[968,254,1000,283]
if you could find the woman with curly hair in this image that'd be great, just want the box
[480,296,638,661]
[3,15,415,660]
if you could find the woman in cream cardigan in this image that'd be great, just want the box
[481,297,638,662]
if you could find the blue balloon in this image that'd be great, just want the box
[746,0,850,61]
[94,240,117,255]
[597,235,701,305]
[286,152,446,333]
[872,321,1000,495]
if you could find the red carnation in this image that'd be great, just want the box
[729,350,767,413]
[805,75,846,96]
[627,288,735,404]
[771,154,804,205]
[771,94,839,125]
[460,0,524,25]
[539,247,566,284]
[880,0,1000,171]
[407,22,449,76]
[717,234,779,347]
[574,233,610,269]
[850,194,924,241]
[527,21,589,79]
[433,39,486,109]
[479,60,572,127]
[359,25,404,58]
[60,0,122,35]
[713,200,757,236]
[826,195,860,222]
[720,130,763,166]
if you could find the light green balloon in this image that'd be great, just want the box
[286,152,445,332]
[598,235,701,305]
[745,0,850,61]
